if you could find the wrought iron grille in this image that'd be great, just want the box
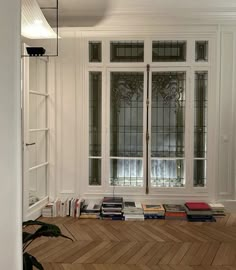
[89,41,102,62]
[151,72,186,158]
[110,41,144,62]
[89,72,102,156]
[152,41,186,62]
[110,72,144,187]
[194,71,208,187]
[195,41,208,62]
[89,72,102,186]
[89,159,101,185]
[151,71,186,187]
[110,72,144,157]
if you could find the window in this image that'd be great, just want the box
[151,72,186,187]
[87,38,211,194]
[110,72,144,186]
[89,72,102,185]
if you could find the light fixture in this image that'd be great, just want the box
[21,0,58,39]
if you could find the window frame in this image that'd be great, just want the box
[82,34,216,198]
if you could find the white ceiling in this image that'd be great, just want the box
[37,0,236,27]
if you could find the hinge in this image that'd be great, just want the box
[146,132,150,141]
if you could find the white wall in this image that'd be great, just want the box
[0,0,22,269]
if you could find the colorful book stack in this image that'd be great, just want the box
[163,204,187,220]
[209,203,225,217]
[80,200,101,219]
[185,202,215,222]
[101,197,123,220]
[142,203,165,219]
[123,201,144,221]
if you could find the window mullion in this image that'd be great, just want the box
[186,68,195,191]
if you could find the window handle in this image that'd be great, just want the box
[26,142,36,146]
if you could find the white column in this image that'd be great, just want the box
[0,0,22,269]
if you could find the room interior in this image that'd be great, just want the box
[21,0,236,221]
[1,0,236,269]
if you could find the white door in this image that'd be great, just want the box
[22,55,49,220]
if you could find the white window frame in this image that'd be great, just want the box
[81,33,216,200]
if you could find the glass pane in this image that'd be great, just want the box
[89,159,101,185]
[110,41,144,62]
[110,159,143,187]
[151,159,184,187]
[110,72,144,157]
[29,166,47,206]
[89,72,102,156]
[89,41,102,62]
[151,72,186,158]
[29,131,47,168]
[29,58,47,93]
[152,41,186,62]
[194,160,206,187]
[29,94,47,129]
[195,41,208,62]
[194,72,207,158]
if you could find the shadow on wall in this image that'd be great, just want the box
[39,0,110,27]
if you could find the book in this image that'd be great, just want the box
[142,204,165,212]
[185,202,211,211]
[184,206,212,216]
[164,204,186,213]
[125,215,144,221]
[102,197,123,205]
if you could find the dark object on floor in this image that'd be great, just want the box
[23,220,73,270]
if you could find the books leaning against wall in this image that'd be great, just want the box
[123,201,144,221]
[142,203,165,219]
[80,200,102,219]
[41,198,85,218]
[163,204,187,220]
[101,196,123,220]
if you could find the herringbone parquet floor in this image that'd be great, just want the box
[26,214,236,270]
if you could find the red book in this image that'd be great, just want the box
[185,202,211,211]
[165,212,187,217]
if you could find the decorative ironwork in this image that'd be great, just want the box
[111,72,144,109]
[152,41,186,62]
[89,41,102,62]
[195,41,208,62]
[152,72,185,110]
[89,159,101,186]
[89,72,102,156]
[194,71,208,187]
[110,41,144,62]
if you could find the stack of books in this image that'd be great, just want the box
[185,202,215,222]
[163,204,187,220]
[209,203,225,217]
[101,197,123,220]
[123,201,144,221]
[80,200,101,219]
[142,203,165,219]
